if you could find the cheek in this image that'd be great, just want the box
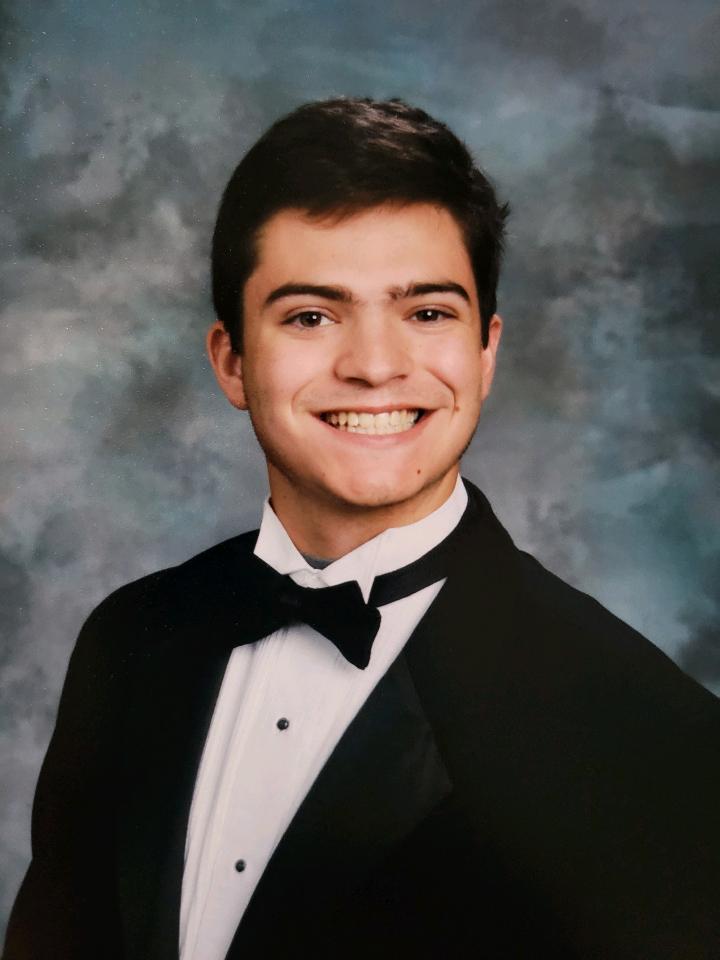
[246,340,325,413]
[424,340,484,399]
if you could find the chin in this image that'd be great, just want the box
[320,472,436,513]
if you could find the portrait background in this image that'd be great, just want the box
[1,0,718,937]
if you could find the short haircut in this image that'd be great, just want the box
[211,97,509,350]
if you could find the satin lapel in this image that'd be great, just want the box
[402,479,524,815]
[115,533,282,960]
[228,649,453,955]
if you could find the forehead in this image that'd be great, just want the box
[246,203,478,305]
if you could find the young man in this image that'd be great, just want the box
[6,98,719,959]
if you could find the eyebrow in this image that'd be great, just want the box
[263,280,471,308]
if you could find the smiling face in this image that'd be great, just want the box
[208,202,501,548]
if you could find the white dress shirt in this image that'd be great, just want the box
[179,475,468,960]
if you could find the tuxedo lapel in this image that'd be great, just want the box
[117,629,230,959]
[115,532,301,959]
[226,649,453,955]
[403,479,523,794]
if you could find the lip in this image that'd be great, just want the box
[314,408,436,444]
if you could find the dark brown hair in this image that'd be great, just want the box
[212,97,509,349]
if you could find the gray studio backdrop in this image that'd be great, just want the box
[1,0,718,936]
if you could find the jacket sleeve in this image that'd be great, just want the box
[408,545,720,958]
[4,597,129,959]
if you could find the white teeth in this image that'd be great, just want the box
[323,409,422,435]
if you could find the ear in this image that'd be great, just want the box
[480,314,503,402]
[206,320,248,410]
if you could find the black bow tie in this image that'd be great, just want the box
[250,494,474,669]
[271,575,381,669]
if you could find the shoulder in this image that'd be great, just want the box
[511,546,718,712]
[515,548,638,642]
[466,482,650,654]
[81,529,260,639]
[463,480,715,708]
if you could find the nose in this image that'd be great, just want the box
[333,314,412,387]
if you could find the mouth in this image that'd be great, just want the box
[319,408,427,435]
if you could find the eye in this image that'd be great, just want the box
[285,311,334,329]
[413,308,454,323]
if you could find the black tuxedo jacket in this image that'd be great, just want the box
[6,481,720,959]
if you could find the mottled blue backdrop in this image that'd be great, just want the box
[1,0,718,935]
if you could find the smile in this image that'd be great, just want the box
[320,409,424,435]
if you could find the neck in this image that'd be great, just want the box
[266,468,460,560]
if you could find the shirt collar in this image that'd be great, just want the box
[253,474,468,603]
